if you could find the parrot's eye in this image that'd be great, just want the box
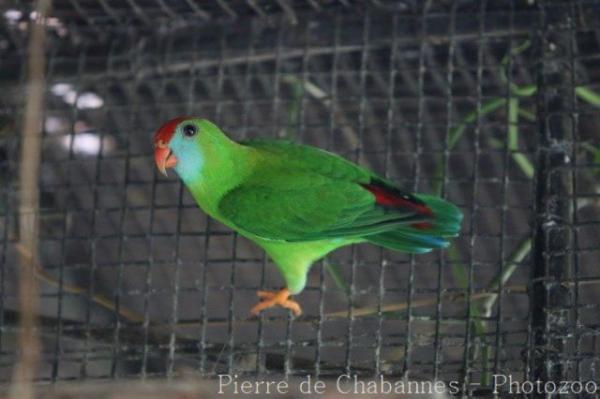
[182,124,197,137]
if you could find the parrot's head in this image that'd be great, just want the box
[153,116,225,180]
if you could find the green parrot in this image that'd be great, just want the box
[153,117,462,316]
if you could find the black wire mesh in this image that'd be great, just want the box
[0,0,599,395]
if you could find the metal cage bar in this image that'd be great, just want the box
[0,0,599,395]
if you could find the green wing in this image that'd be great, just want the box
[240,138,372,182]
[218,171,425,241]
[218,140,427,241]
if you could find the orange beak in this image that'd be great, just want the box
[154,139,177,176]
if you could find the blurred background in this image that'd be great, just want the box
[0,0,599,396]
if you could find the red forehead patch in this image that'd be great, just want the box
[153,116,193,146]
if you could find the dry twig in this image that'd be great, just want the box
[15,244,144,323]
[10,1,51,398]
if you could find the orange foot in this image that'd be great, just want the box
[250,288,302,317]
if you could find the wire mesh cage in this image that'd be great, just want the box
[0,0,599,396]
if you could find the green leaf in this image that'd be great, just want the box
[582,142,600,175]
[508,98,535,179]
[324,258,351,297]
[576,86,600,108]
[432,97,507,195]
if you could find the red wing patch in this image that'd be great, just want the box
[361,181,432,216]
[361,180,433,230]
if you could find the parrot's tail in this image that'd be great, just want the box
[365,194,463,254]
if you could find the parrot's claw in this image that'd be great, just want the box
[251,288,302,317]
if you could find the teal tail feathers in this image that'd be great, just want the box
[366,194,463,254]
